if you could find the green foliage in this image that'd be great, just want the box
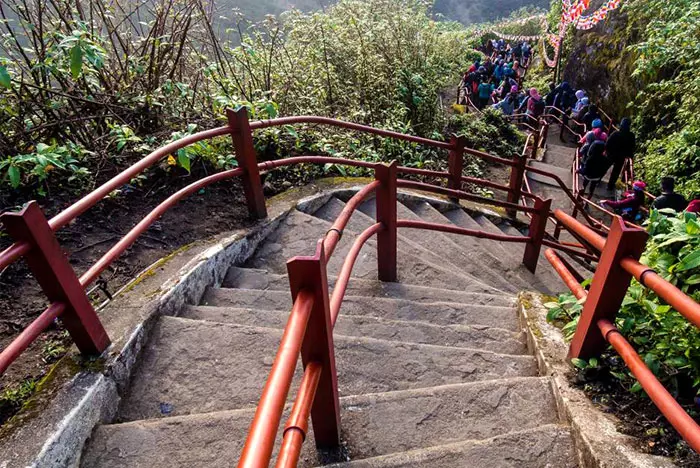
[0,379,37,420]
[1,143,89,194]
[547,211,700,395]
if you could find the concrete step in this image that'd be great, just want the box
[527,160,572,187]
[221,267,516,307]
[313,198,503,294]
[201,288,523,330]
[118,316,536,421]
[323,425,576,467]
[407,201,532,292]
[442,208,511,259]
[82,377,561,467]
[184,305,528,354]
[244,209,501,295]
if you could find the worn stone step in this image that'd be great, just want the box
[323,424,576,468]
[407,201,533,292]
[201,288,522,330]
[527,159,572,187]
[118,316,536,421]
[183,305,528,354]
[82,377,561,467]
[313,198,504,293]
[221,267,516,307]
[442,208,511,259]
[244,209,501,294]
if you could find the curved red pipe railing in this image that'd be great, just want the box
[544,249,587,299]
[329,223,383,326]
[324,183,380,260]
[397,219,529,243]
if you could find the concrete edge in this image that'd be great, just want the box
[516,291,677,468]
[0,179,369,468]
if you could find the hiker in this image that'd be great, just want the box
[580,139,610,198]
[582,105,603,132]
[544,83,556,108]
[553,82,575,112]
[477,78,495,109]
[493,59,505,82]
[605,117,636,190]
[652,177,688,212]
[520,88,545,126]
[578,119,608,144]
[522,42,531,64]
[492,85,520,115]
[468,59,481,74]
[572,90,587,114]
[601,181,647,221]
[498,75,518,100]
[578,131,596,171]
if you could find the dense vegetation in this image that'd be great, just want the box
[0,0,529,206]
[557,0,700,198]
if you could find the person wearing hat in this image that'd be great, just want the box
[492,85,520,115]
[582,104,603,132]
[605,117,636,190]
[580,139,610,198]
[601,181,647,221]
[517,87,544,127]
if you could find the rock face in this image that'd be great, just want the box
[80,194,578,467]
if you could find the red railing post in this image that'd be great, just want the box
[569,217,648,359]
[286,240,340,448]
[447,135,465,202]
[0,202,110,355]
[227,107,267,219]
[506,153,527,218]
[523,197,552,272]
[375,161,398,282]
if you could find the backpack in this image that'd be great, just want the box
[532,98,545,117]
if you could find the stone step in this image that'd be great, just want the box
[442,208,512,259]
[118,316,536,421]
[82,377,561,467]
[358,199,517,292]
[244,209,501,295]
[221,267,516,307]
[313,198,503,294]
[323,425,576,468]
[527,160,572,187]
[183,305,528,354]
[407,202,533,292]
[201,288,522,331]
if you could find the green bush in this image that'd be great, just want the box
[546,210,700,395]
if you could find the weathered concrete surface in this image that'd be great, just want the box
[201,288,522,330]
[245,210,502,294]
[518,292,677,468]
[184,305,528,354]
[222,267,516,307]
[82,378,562,467]
[325,424,576,467]
[118,316,536,421]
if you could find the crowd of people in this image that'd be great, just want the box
[457,40,699,222]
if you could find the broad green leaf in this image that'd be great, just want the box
[0,64,11,89]
[571,358,587,369]
[7,165,20,188]
[70,44,83,79]
[678,250,700,271]
[178,152,191,173]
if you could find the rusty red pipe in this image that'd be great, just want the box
[397,219,529,243]
[80,168,244,288]
[553,209,606,252]
[0,302,65,375]
[541,239,600,262]
[330,223,382,326]
[620,258,700,329]
[275,361,323,468]
[544,249,587,300]
[238,290,314,468]
[597,319,700,453]
[324,182,380,260]
[0,241,31,272]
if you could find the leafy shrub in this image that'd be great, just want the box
[546,210,700,396]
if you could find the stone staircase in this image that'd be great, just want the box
[80,194,578,467]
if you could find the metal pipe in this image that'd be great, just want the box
[544,249,587,300]
[597,319,700,453]
[238,290,314,468]
[259,156,377,172]
[80,168,244,288]
[275,361,323,468]
[397,219,529,243]
[620,258,700,329]
[0,302,65,374]
[396,180,540,214]
[542,239,600,262]
[329,223,382,326]
[553,209,606,252]
[250,116,454,150]
[0,241,31,272]
[48,126,230,231]
[324,182,380,260]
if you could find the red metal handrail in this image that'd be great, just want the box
[544,249,587,299]
[238,289,314,466]
[323,182,380,260]
[397,219,529,243]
